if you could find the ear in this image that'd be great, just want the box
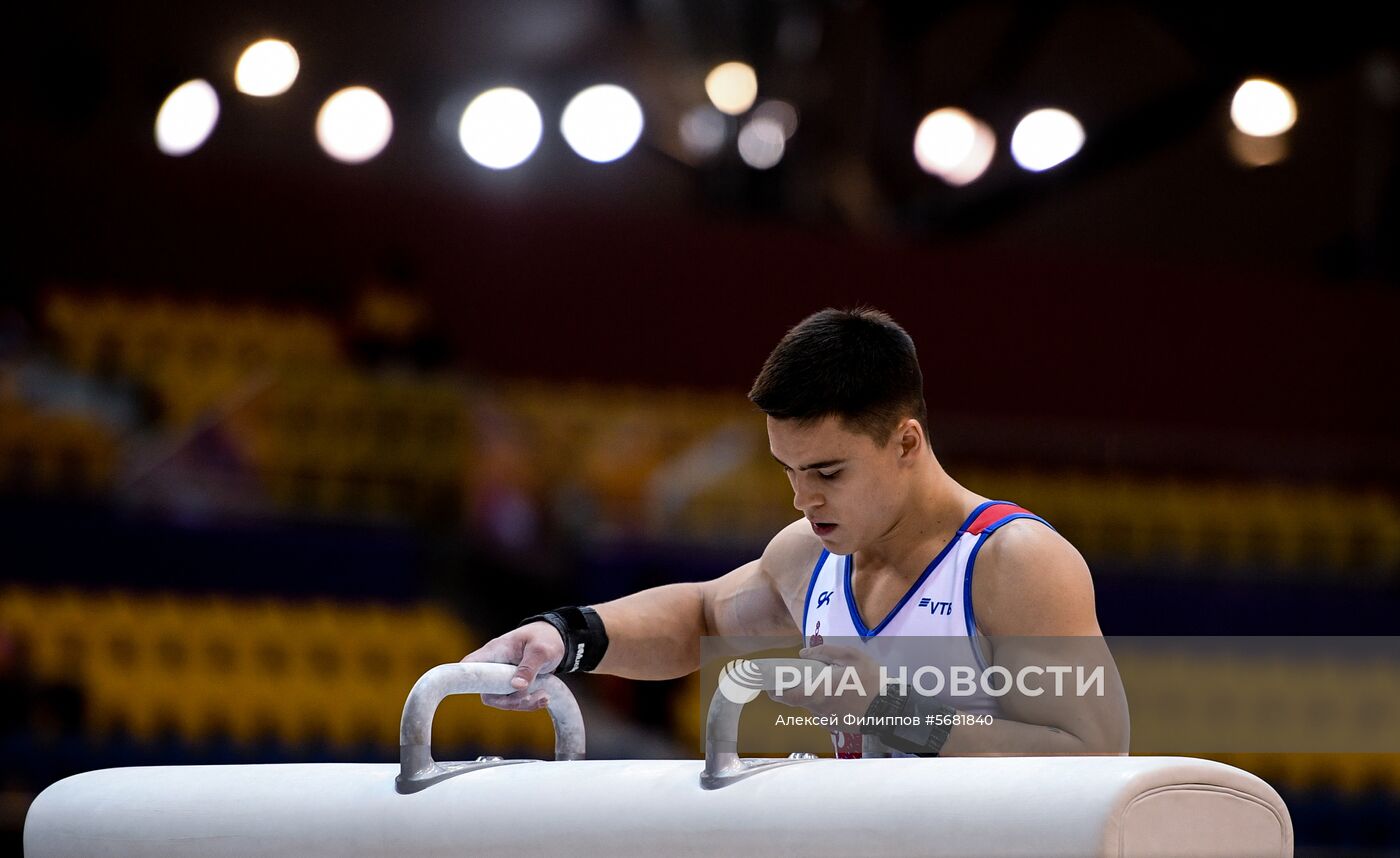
[896,418,923,459]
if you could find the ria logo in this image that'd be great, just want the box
[917,597,953,616]
[717,659,767,704]
[817,590,834,608]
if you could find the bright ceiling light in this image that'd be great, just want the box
[1010,108,1085,172]
[235,39,300,97]
[316,86,393,164]
[737,116,785,169]
[155,79,220,156]
[706,62,758,116]
[1230,78,1297,137]
[560,84,644,163]
[458,87,544,170]
[914,107,996,186]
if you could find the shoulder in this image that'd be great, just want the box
[700,519,822,636]
[760,518,826,597]
[970,518,1102,636]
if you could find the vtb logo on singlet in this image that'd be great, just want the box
[918,597,953,616]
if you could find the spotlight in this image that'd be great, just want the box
[458,87,543,170]
[1010,108,1084,172]
[1230,78,1297,137]
[706,62,758,116]
[913,107,996,186]
[560,84,644,163]
[155,79,219,156]
[737,117,785,169]
[316,86,393,164]
[235,39,299,97]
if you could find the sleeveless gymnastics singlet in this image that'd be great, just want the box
[800,499,1053,758]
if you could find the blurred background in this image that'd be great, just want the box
[3,1,1400,854]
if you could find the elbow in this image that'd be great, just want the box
[694,580,715,638]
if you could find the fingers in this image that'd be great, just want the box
[509,641,550,690]
[461,637,515,665]
[767,687,826,707]
[459,625,565,697]
[480,690,551,711]
[510,637,562,690]
[768,688,847,718]
[801,643,865,664]
[766,688,800,708]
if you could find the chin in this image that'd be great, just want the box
[823,531,852,551]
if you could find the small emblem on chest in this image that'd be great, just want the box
[917,597,954,616]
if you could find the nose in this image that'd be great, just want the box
[792,479,823,514]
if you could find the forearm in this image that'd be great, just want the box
[590,582,708,680]
[859,685,1127,757]
[937,715,1122,756]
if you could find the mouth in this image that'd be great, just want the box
[810,521,837,537]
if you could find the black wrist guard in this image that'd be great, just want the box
[859,689,956,756]
[517,606,609,674]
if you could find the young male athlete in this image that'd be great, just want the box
[463,308,1127,757]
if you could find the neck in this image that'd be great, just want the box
[856,464,973,576]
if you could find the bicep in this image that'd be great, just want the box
[974,522,1127,750]
[984,633,1129,752]
[700,558,798,638]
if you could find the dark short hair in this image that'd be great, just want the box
[748,307,929,445]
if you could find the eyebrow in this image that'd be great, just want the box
[770,453,847,471]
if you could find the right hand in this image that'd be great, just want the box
[460,622,565,711]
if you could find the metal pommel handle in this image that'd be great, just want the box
[396,662,585,794]
[701,657,830,789]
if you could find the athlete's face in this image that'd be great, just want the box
[767,414,917,553]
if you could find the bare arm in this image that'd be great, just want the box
[939,520,1129,755]
[587,581,708,680]
[461,519,812,705]
[585,568,761,678]
[588,520,812,678]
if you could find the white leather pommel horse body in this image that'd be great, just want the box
[25,660,1293,857]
